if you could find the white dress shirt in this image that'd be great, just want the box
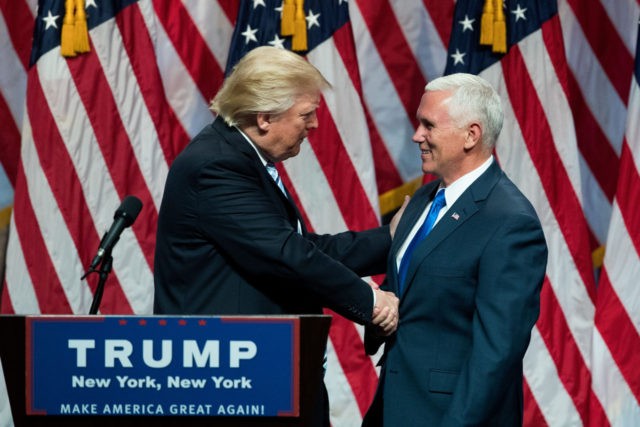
[395,156,494,271]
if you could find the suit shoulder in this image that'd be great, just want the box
[490,175,540,220]
[170,123,251,173]
[414,180,441,198]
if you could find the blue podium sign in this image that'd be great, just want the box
[26,316,300,416]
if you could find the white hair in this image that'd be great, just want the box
[425,73,503,148]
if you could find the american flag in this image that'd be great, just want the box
[0,0,638,426]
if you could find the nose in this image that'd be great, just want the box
[308,112,319,129]
[412,125,425,143]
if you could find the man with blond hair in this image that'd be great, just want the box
[154,46,402,426]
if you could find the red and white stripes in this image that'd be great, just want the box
[1,1,639,426]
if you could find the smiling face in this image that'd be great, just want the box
[412,89,474,186]
[254,92,321,163]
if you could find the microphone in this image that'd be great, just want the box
[87,195,143,271]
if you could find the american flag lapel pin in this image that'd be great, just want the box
[451,212,460,221]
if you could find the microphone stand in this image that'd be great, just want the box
[87,248,113,315]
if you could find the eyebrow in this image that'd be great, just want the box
[418,115,434,127]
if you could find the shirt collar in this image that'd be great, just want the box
[235,126,269,167]
[442,156,493,207]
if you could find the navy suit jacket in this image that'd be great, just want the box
[153,117,390,322]
[363,161,548,426]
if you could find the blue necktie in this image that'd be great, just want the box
[397,188,446,294]
[266,162,287,195]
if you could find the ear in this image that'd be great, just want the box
[464,122,482,150]
[256,112,272,132]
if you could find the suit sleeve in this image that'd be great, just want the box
[195,153,385,324]
[308,228,390,277]
[363,278,392,355]
[440,212,547,425]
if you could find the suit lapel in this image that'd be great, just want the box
[401,162,503,295]
[391,180,444,255]
[211,118,305,232]
[388,181,439,293]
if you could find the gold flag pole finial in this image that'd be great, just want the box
[74,0,91,53]
[291,0,307,51]
[281,0,294,36]
[60,0,90,57]
[492,0,507,53]
[479,0,494,46]
[60,0,77,57]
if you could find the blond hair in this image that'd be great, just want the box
[210,46,330,127]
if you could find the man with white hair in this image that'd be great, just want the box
[363,73,548,426]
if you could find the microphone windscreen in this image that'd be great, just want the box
[115,195,143,227]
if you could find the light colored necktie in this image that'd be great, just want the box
[266,162,287,196]
[266,161,302,234]
[398,188,446,294]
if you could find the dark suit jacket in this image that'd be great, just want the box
[153,117,390,322]
[363,160,548,427]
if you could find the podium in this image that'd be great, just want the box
[0,314,331,426]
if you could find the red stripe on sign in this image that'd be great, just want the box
[217,0,240,26]
[614,142,640,254]
[354,0,425,125]
[422,0,456,49]
[567,0,634,104]
[0,93,20,186]
[28,67,133,314]
[11,163,70,313]
[309,99,380,231]
[596,269,640,406]
[0,280,15,313]
[117,3,193,163]
[153,0,227,110]
[331,22,403,195]
[501,46,597,300]
[541,16,610,248]
[325,309,378,416]
[0,0,33,69]
[540,15,571,103]
[523,377,549,427]
[536,278,609,426]
[65,39,156,270]
[565,66,619,205]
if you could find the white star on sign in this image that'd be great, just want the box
[85,0,97,8]
[459,15,475,32]
[512,4,527,22]
[43,10,60,29]
[451,48,466,65]
[274,2,284,17]
[268,34,286,49]
[306,9,320,29]
[241,24,258,44]
[253,0,266,8]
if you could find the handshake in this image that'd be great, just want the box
[371,288,399,336]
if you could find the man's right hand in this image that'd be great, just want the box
[371,289,399,336]
[390,195,410,238]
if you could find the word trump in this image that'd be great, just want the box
[68,339,257,368]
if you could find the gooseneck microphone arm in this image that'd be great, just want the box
[88,248,113,315]
[83,195,143,314]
